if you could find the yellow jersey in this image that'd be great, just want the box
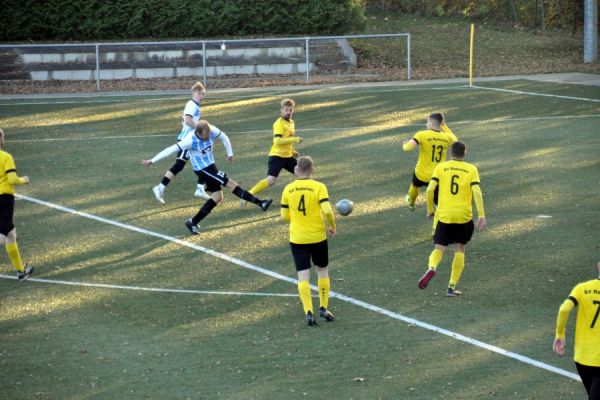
[412,125,457,182]
[556,278,600,366]
[0,149,26,195]
[281,178,335,244]
[269,117,300,158]
[430,159,482,224]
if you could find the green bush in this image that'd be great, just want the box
[0,0,366,41]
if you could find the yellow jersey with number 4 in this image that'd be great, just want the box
[281,178,333,244]
[412,125,457,182]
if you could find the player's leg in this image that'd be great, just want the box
[291,243,316,326]
[419,221,450,289]
[194,172,210,200]
[405,173,425,210]
[185,169,222,234]
[227,178,272,211]
[153,152,188,204]
[447,221,474,296]
[0,195,32,280]
[248,156,285,196]
[575,362,594,397]
[313,240,334,321]
[587,367,600,400]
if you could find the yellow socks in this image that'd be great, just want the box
[318,277,330,310]
[449,252,465,289]
[6,242,24,272]
[428,248,443,270]
[249,179,269,195]
[297,280,313,315]
[407,184,419,205]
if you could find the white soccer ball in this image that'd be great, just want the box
[335,199,354,216]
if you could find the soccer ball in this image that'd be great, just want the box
[335,199,354,216]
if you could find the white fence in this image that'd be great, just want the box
[0,34,410,91]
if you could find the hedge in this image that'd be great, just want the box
[0,0,366,41]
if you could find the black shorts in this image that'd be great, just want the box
[575,362,600,398]
[411,172,438,205]
[0,194,15,235]
[195,164,229,193]
[290,240,329,271]
[434,220,474,246]
[268,156,297,178]
[176,148,190,161]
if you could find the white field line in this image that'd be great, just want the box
[0,274,298,297]
[5,193,580,382]
[7,113,600,144]
[469,85,600,103]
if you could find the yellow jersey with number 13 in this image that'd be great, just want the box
[412,125,457,182]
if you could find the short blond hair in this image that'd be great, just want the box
[281,98,295,108]
[296,156,313,174]
[194,120,210,137]
[192,81,205,93]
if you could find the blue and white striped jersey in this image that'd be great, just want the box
[150,124,233,171]
[177,99,202,141]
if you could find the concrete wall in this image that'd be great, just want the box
[17,44,329,81]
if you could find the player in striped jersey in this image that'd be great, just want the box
[281,156,336,326]
[0,129,33,280]
[243,98,303,206]
[554,262,600,399]
[417,141,486,296]
[143,120,273,235]
[151,82,210,204]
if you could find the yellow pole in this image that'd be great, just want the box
[469,23,475,86]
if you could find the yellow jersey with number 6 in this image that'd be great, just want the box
[431,159,481,224]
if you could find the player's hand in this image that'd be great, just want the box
[227,155,235,164]
[142,160,153,166]
[477,217,486,230]
[328,227,336,237]
[296,136,304,143]
[553,338,565,356]
[292,150,300,158]
[427,212,434,219]
[22,176,30,184]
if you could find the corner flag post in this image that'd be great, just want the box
[469,23,475,86]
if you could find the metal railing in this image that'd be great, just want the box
[0,34,410,91]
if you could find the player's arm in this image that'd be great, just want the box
[183,115,195,130]
[320,200,336,236]
[402,138,417,152]
[553,296,576,356]
[215,129,234,161]
[4,156,29,185]
[182,101,197,129]
[273,134,302,146]
[143,136,192,166]
[472,184,486,229]
[425,178,438,216]
[280,191,290,222]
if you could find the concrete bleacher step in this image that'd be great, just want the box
[1,39,355,81]
[0,51,30,80]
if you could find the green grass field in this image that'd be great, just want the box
[0,79,599,399]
